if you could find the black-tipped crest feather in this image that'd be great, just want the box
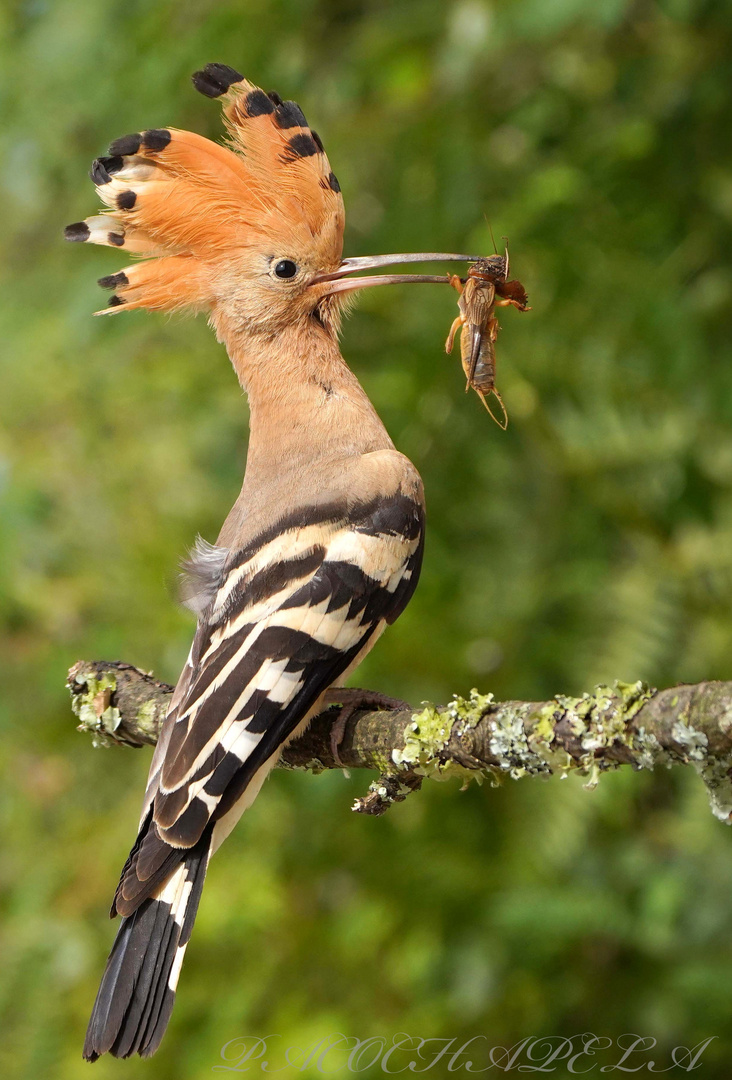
[191,63,243,98]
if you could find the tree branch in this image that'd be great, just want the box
[68,660,732,820]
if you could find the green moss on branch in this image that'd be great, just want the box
[68,661,732,821]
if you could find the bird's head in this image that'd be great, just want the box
[66,64,476,340]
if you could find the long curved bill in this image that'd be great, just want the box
[313,252,481,295]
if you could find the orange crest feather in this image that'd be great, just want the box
[65,64,345,316]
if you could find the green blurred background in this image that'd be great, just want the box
[2,0,732,1076]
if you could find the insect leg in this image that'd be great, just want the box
[445,314,465,354]
[494,296,531,312]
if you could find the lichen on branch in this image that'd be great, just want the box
[68,660,732,821]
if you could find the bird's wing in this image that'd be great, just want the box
[113,490,423,916]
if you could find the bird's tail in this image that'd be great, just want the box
[83,831,211,1061]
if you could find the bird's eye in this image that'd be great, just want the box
[273,259,298,279]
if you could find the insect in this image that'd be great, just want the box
[445,245,530,428]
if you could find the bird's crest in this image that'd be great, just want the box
[65,64,345,314]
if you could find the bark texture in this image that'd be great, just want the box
[68,660,732,819]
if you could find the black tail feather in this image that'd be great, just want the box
[83,832,210,1061]
[113,896,178,1058]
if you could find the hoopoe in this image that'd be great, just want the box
[68,63,476,1061]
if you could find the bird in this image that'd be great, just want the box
[67,63,476,1061]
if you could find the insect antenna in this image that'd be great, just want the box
[483,213,499,256]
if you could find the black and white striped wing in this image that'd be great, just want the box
[113,493,424,916]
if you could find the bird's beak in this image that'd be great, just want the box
[311,252,481,296]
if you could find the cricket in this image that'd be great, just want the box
[445,243,530,428]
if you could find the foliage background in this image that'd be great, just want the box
[2,0,732,1076]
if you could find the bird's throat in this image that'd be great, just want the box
[217,316,395,485]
